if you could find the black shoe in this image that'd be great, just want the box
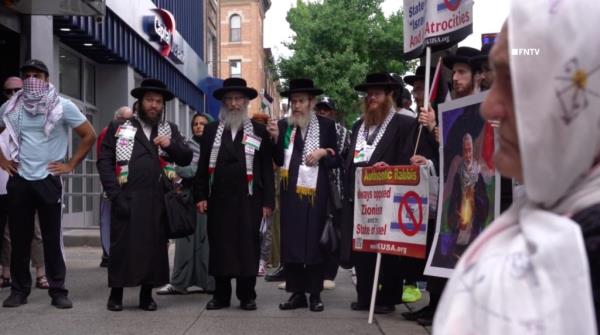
[417,315,433,327]
[309,295,324,312]
[401,305,431,321]
[350,301,369,311]
[139,298,157,311]
[279,293,308,310]
[240,299,257,311]
[206,299,230,310]
[107,297,123,312]
[2,293,27,308]
[265,266,285,282]
[374,304,395,314]
[99,258,108,268]
[51,295,73,309]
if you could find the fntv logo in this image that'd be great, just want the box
[511,48,542,56]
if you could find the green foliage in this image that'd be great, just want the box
[277,0,410,126]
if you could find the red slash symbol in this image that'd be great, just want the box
[398,191,423,237]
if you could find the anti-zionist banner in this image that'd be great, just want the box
[353,165,429,259]
[403,0,474,60]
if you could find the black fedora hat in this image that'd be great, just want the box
[354,73,401,92]
[281,78,323,97]
[470,43,493,72]
[213,77,258,101]
[315,96,337,111]
[20,59,49,76]
[403,66,436,86]
[131,78,175,101]
[442,46,480,69]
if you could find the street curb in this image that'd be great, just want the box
[63,229,101,248]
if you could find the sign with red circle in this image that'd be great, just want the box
[397,191,423,237]
[444,0,461,11]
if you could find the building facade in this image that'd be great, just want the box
[0,0,217,228]
[219,0,280,118]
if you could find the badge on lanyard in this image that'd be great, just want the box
[353,145,374,163]
[243,133,261,155]
[116,125,137,140]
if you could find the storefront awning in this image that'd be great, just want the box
[2,0,105,17]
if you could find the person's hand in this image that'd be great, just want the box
[0,157,18,176]
[418,105,436,131]
[306,148,327,166]
[372,161,389,168]
[48,161,74,175]
[262,207,273,218]
[267,119,279,142]
[196,201,208,214]
[153,135,171,148]
[410,155,428,166]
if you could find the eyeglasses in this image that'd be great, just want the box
[4,88,20,95]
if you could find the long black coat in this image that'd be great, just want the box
[339,113,437,266]
[194,121,275,277]
[273,116,338,265]
[97,119,192,287]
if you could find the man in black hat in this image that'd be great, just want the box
[97,78,192,311]
[268,78,337,312]
[0,59,96,309]
[194,77,275,311]
[340,73,435,314]
[470,43,494,92]
[443,46,480,99]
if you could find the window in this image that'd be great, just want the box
[59,48,82,100]
[230,14,241,42]
[230,59,242,78]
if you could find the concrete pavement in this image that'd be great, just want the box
[0,246,431,335]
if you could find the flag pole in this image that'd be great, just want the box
[412,46,432,157]
[368,252,383,324]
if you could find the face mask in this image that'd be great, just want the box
[22,77,48,95]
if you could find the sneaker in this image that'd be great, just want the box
[3,293,27,308]
[257,260,267,276]
[277,282,286,290]
[156,284,187,295]
[402,285,422,303]
[265,266,285,282]
[323,280,336,290]
[51,295,73,309]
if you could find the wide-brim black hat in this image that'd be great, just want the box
[442,46,481,69]
[131,78,175,101]
[213,77,258,100]
[315,96,336,111]
[404,66,436,86]
[20,59,49,76]
[281,78,323,97]
[470,43,493,71]
[355,73,401,92]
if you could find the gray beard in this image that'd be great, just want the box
[219,106,248,130]
[288,111,312,129]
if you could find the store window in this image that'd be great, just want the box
[230,59,242,78]
[59,48,82,100]
[230,14,241,42]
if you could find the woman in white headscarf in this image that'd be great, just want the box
[433,1,600,334]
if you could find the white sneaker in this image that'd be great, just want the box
[277,282,286,290]
[156,283,187,295]
[323,280,336,290]
[257,260,267,276]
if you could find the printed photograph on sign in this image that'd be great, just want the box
[425,92,500,277]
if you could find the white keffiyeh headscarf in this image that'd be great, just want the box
[434,1,600,334]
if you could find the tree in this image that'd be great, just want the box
[277,0,411,126]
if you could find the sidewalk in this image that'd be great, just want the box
[0,244,430,335]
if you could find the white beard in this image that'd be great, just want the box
[219,106,248,130]
[288,110,312,129]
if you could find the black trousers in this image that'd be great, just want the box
[285,263,324,295]
[323,255,339,280]
[213,276,256,303]
[6,175,67,298]
[0,194,8,259]
[353,252,403,306]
